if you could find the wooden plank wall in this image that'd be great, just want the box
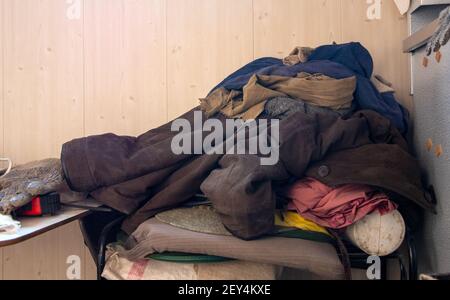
[167,0,254,119]
[340,0,412,112]
[1,0,88,280]
[0,0,410,279]
[0,0,3,282]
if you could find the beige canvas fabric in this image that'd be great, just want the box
[121,218,345,280]
[371,74,395,94]
[103,245,280,280]
[200,73,356,120]
[283,47,315,66]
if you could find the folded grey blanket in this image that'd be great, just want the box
[120,218,345,280]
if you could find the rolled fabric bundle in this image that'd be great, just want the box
[345,210,406,256]
[103,244,281,280]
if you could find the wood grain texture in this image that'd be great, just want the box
[0,249,2,280]
[0,0,4,159]
[340,0,412,110]
[84,246,97,279]
[0,0,3,280]
[167,0,254,119]
[254,0,342,58]
[2,0,85,280]
[3,0,84,163]
[84,0,167,136]
[3,221,86,279]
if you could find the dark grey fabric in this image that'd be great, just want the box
[263,97,354,120]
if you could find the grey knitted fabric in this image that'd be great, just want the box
[263,97,354,120]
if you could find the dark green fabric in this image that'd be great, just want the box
[148,252,232,263]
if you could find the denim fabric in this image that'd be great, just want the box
[210,42,409,134]
[309,42,409,133]
[263,97,354,120]
[208,57,283,95]
[308,42,374,78]
[212,60,354,93]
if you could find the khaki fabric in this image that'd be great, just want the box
[121,218,345,280]
[200,73,356,120]
[372,74,395,94]
[283,47,315,66]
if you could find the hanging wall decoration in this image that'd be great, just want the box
[425,6,450,66]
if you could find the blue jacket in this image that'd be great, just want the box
[209,42,408,134]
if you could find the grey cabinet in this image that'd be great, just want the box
[406,2,450,275]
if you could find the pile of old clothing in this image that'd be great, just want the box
[57,42,436,279]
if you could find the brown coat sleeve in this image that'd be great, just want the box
[201,111,379,240]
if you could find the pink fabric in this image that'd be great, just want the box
[285,177,397,229]
[127,259,148,280]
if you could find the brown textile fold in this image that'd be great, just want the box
[61,108,432,238]
[283,46,315,66]
[200,73,356,120]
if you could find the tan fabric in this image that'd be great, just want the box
[103,245,280,280]
[121,218,345,280]
[372,74,395,94]
[283,47,315,66]
[200,73,356,120]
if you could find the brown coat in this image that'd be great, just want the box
[61,108,433,238]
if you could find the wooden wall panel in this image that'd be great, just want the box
[0,0,3,280]
[3,221,86,279]
[167,0,254,119]
[84,246,97,280]
[340,0,412,110]
[0,249,2,280]
[2,0,85,280]
[84,0,167,136]
[254,0,342,58]
[3,0,84,163]
[0,0,4,158]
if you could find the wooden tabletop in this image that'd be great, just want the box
[0,198,102,247]
[0,207,91,247]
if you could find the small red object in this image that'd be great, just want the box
[19,197,43,216]
[16,193,61,217]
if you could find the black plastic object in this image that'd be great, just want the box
[16,192,61,216]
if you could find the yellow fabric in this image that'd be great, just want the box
[275,211,330,236]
